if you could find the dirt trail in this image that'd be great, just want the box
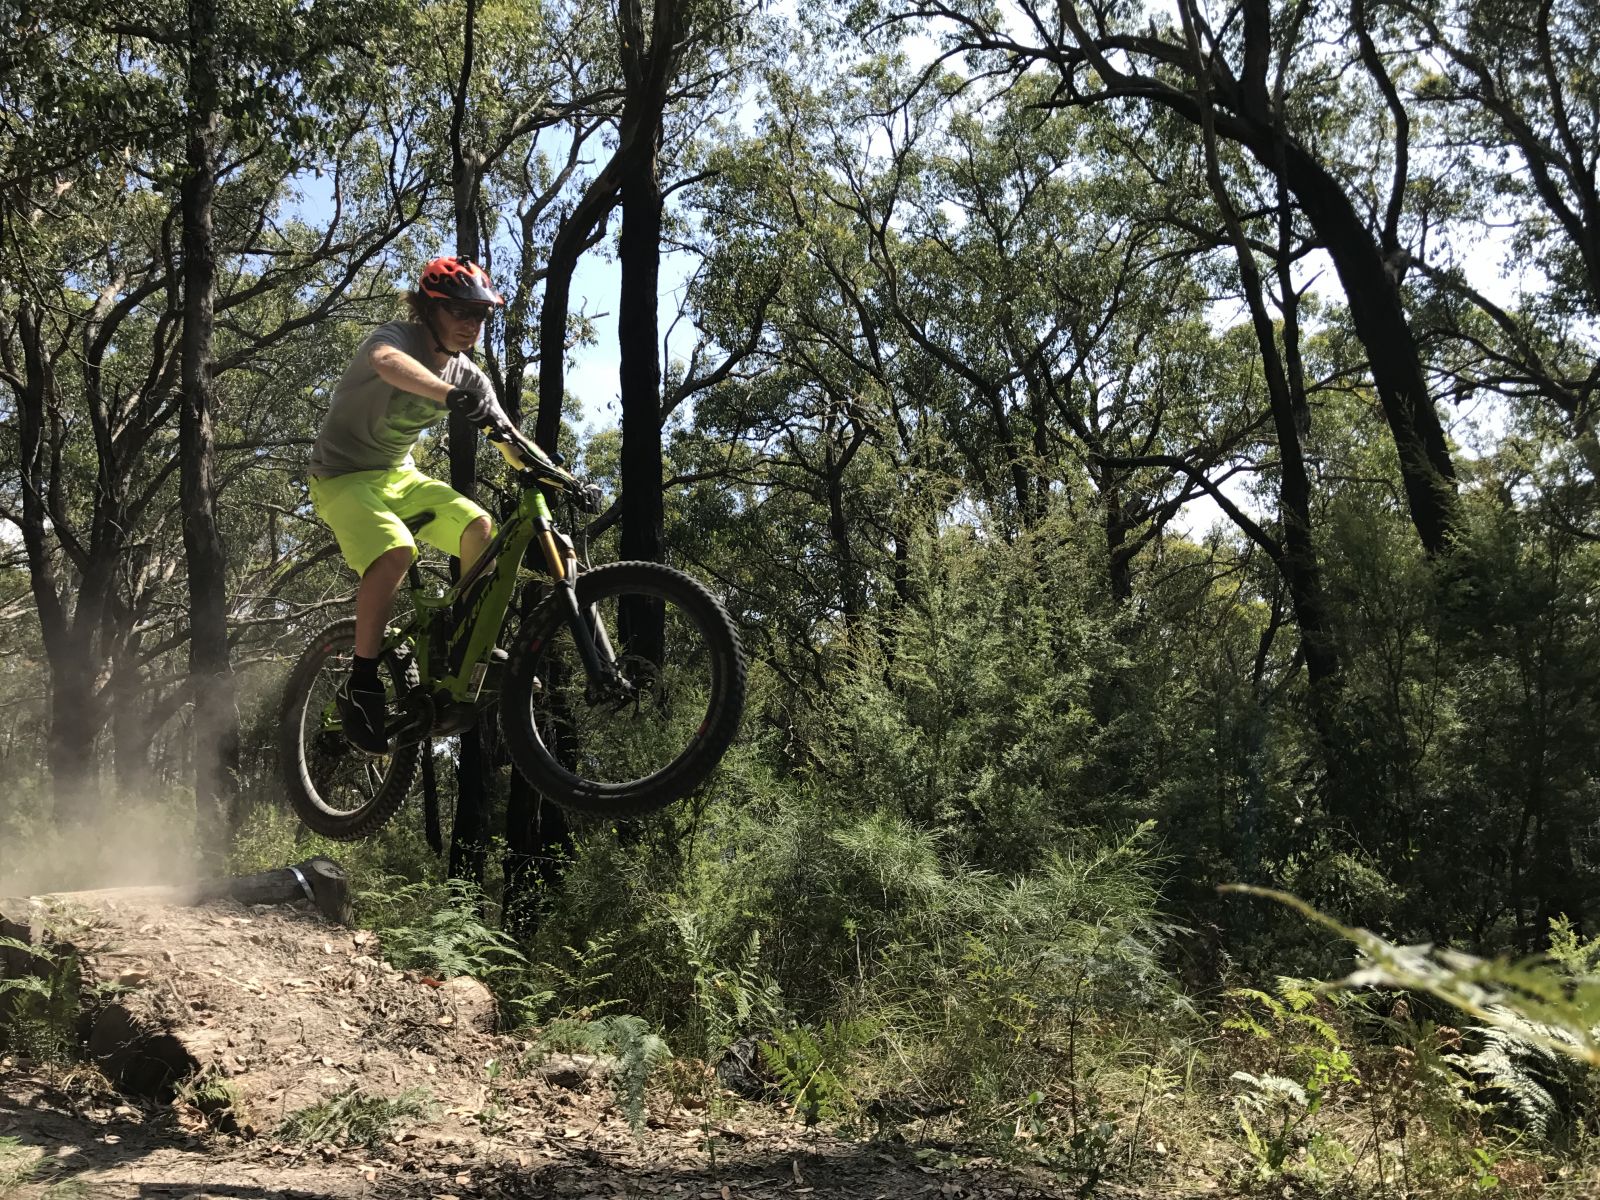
[0,893,1167,1199]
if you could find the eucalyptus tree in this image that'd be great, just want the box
[667,63,941,658]
[1176,38,1345,797]
[164,0,416,846]
[1373,0,1600,471]
[777,60,1264,606]
[892,0,1461,556]
[0,0,427,820]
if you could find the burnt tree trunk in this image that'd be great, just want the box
[14,307,102,821]
[610,0,688,664]
[180,0,240,858]
[617,143,665,574]
[444,0,491,886]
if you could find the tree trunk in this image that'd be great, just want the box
[14,308,102,823]
[825,439,864,623]
[46,646,101,819]
[1267,138,1457,556]
[1100,475,1134,606]
[503,784,570,937]
[180,9,239,859]
[442,0,492,887]
[617,148,665,568]
[448,735,492,886]
[616,135,667,662]
[112,642,153,800]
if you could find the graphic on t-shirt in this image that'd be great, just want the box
[391,393,445,439]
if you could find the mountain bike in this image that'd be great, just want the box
[278,426,746,839]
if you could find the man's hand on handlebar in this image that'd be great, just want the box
[446,389,599,505]
[445,385,495,425]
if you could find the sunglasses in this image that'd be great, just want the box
[440,302,492,323]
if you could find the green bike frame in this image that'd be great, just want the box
[382,431,613,722]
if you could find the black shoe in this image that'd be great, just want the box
[335,675,389,754]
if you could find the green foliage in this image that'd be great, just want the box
[0,936,81,1064]
[359,877,525,981]
[474,1057,510,1136]
[1447,1013,1578,1142]
[1224,980,1360,1183]
[1234,886,1600,1072]
[177,1071,248,1133]
[760,1020,866,1126]
[675,913,782,1059]
[603,1014,674,1137]
[0,1136,41,1197]
[528,1014,672,1137]
[1243,884,1600,1182]
[534,932,625,1020]
[531,774,1179,1164]
[357,876,561,1027]
[279,1086,434,1148]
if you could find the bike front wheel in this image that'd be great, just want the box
[278,618,420,840]
[499,561,746,816]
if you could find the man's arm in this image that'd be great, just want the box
[370,343,453,405]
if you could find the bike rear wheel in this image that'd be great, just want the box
[499,561,746,816]
[278,618,420,840]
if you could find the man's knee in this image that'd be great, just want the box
[461,516,492,554]
[362,545,414,582]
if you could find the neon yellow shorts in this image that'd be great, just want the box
[309,465,492,576]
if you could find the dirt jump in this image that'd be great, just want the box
[0,864,1133,1199]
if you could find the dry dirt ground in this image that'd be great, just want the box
[0,892,1189,1200]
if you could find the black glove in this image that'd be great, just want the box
[445,385,494,425]
[577,482,605,514]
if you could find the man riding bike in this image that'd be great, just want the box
[307,254,513,753]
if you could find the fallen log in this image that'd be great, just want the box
[0,856,351,927]
[186,856,352,925]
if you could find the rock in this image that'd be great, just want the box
[440,976,497,1033]
[535,1053,612,1090]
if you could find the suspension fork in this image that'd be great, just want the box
[555,578,620,693]
[533,509,621,695]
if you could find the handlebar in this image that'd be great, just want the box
[487,424,605,513]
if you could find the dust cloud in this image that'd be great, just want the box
[0,791,200,898]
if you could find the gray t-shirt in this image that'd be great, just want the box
[308,320,507,477]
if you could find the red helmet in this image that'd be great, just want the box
[418,256,505,306]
